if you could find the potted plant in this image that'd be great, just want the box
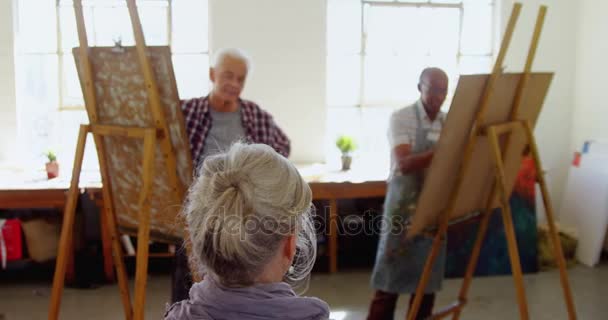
[336,135,357,171]
[45,150,59,179]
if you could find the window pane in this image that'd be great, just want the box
[461,2,493,55]
[364,54,424,105]
[92,4,135,45]
[359,107,392,170]
[172,0,208,53]
[52,110,99,171]
[59,5,95,53]
[327,54,360,107]
[366,6,428,56]
[59,5,79,52]
[172,53,209,99]
[15,54,59,112]
[459,55,493,74]
[427,8,460,55]
[327,0,361,55]
[61,54,85,108]
[14,54,59,162]
[16,0,57,53]
[138,2,169,45]
[366,6,460,56]
[62,1,171,47]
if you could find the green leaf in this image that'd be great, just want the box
[335,135,357,153]
[46,150,57,162]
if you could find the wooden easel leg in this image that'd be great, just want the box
[103,194,133,320]
[133,131,156,320]
[487,128,530,319]
[88,135,133,319]
[98,202,115,282]
[48,125,89,320]
[452,206,494,320]
[104,206,133,320]
[407,225,446,320]
[523,121,577,319]
[133,212,152,320]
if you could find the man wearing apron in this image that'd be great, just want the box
[368,68,449,320]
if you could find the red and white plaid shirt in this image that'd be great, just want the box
[181,96,291,168]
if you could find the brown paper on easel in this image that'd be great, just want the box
[410,73,553,235]
[74,47,192,240]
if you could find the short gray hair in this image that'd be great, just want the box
[184,142,316,292]
[211,47,252,73]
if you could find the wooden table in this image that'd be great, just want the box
[0,170,103,207]
[1,165,388,274]
[299,164,387,273]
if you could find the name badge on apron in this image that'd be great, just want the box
[427,130,440,143]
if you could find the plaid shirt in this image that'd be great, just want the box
[181,96,291,168]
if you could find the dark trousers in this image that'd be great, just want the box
[367,290,435,320]
[171,242,193,303]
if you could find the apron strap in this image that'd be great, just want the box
[414,102,423,128]
[415,102,444,127]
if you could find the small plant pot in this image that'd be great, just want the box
[341,154,352,171]
[46,161,59,179]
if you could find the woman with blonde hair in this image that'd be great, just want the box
[165,142,329,320]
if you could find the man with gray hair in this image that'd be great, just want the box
[173,48,291,302]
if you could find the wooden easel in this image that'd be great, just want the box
[408,4,577,320]
[48,1,192,319]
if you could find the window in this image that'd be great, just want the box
[14,0,208,168]
[16,0,209,110]
[326,0,496,170]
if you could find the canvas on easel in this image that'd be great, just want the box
[48,1,193,319]
[410,72,553,234]
[71,46,192,240]
[405,3,577,320]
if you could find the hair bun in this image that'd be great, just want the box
[214,169,243,191]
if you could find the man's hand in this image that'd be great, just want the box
[395,145,434,175]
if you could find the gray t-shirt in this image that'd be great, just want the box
[199,106,246,163]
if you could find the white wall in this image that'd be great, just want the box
[209,0,326,163]
[0,0,17,163]
[572,0,608,147]
[499,0,578,208]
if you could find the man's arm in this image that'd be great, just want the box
[268,118,291,158]
[180,97,211,168]
[388,109,433,174]
[248,101,291,158]
[394,144,433,175]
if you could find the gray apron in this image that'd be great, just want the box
[371,106,446,294]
